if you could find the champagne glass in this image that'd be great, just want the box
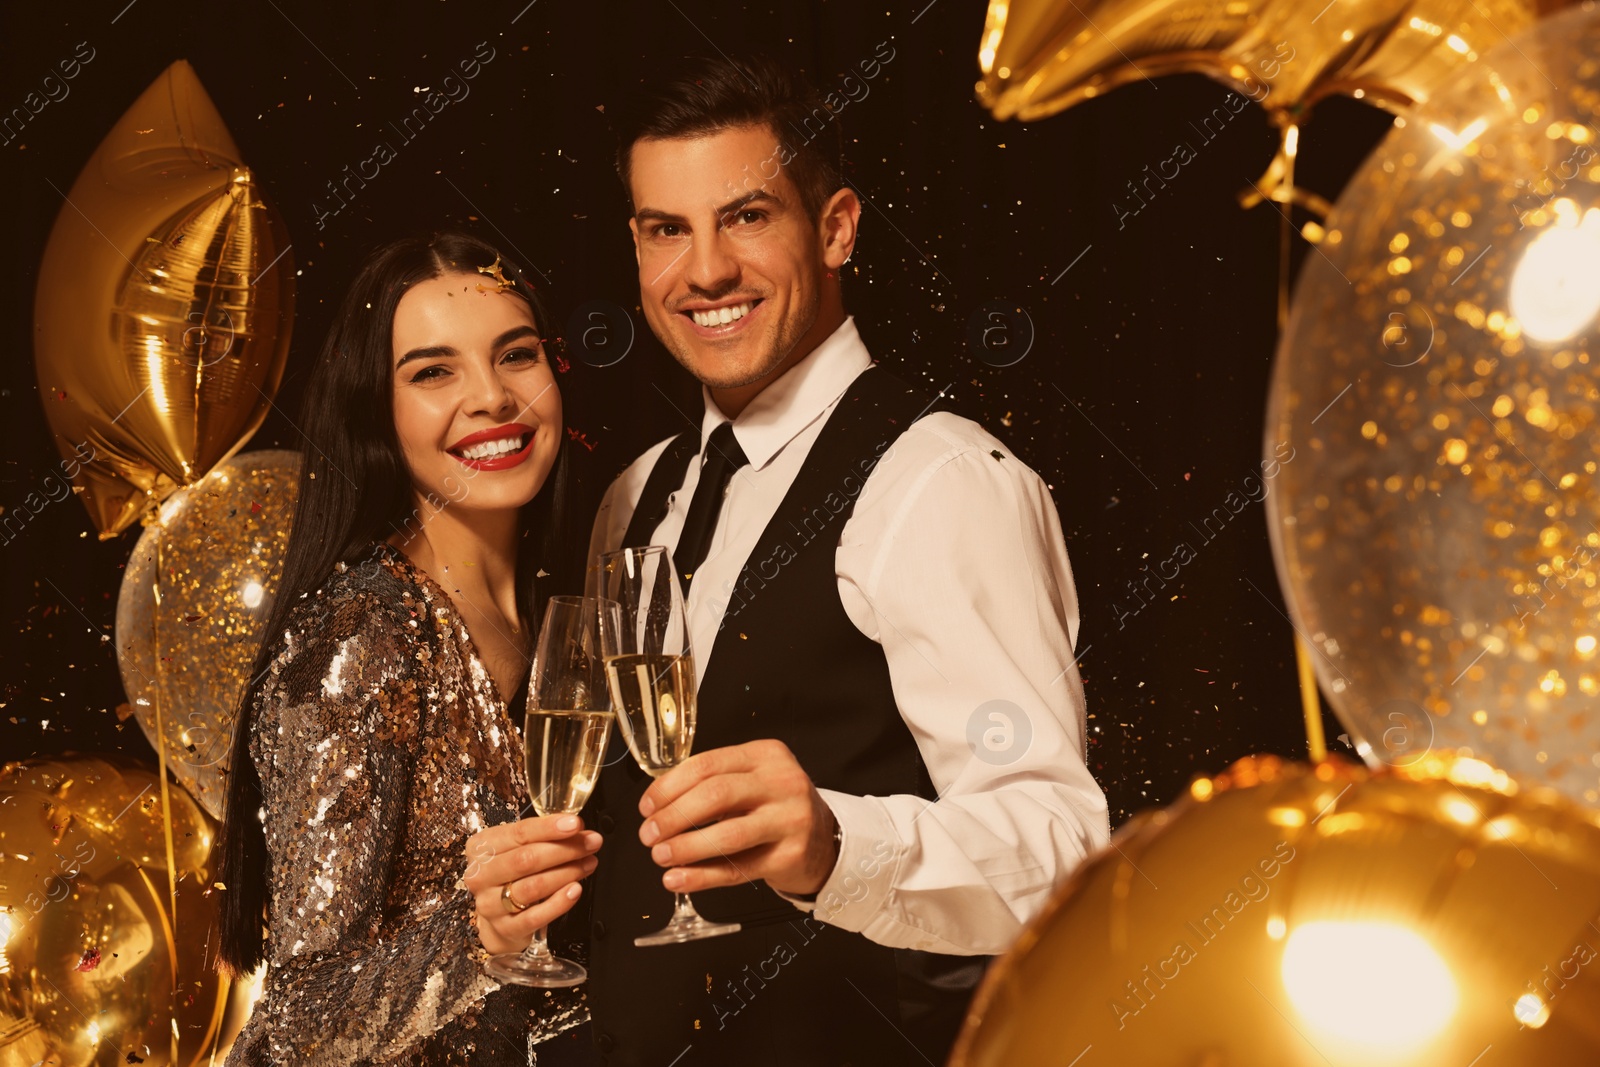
[597,545,741,946]
[485,595,617,986]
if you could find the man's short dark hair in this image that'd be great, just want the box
[611,53,846,220]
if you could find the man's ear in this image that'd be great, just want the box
[628,216,642,267]
[819,187,861,271]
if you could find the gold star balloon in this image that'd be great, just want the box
[1265,4,1600,805]
[951,755,1600,1065]
[32,60,294,539]
[115,450,301,820]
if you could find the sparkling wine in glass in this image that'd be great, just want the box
[598,545,741,946]
[485,595,616,987]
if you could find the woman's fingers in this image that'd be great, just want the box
[476,856,596,953]
[464,819,601,892]
[471,833,601,891]
[469,813,582,857]
[494,854,599,917]
[466,818,605,954]
[474,862,579,928]
[467,813,584,870]
[477,881,586,954]
[510,880,585,939]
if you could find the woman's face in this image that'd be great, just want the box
[390,272,562,518]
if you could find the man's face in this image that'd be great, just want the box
[627,124,832,393]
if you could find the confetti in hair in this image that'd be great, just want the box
[476,255,516,293]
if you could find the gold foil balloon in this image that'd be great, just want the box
[975,0,1574,123]
[115,450,301,821]
[210,964,267,1063]
[950,755,1600,1066]
[974,0,1578,214]
[33,60,294,539]
[0,756,230,1067]
[1265,5,1600,806]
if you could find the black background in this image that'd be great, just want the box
[1,0,1394,826]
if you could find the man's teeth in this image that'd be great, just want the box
[457,436,525,460]
[690,301,755,328]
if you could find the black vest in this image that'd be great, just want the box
[585,366,990,1066]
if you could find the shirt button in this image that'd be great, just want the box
[598,814,616,833]
[597,1032,616,1053]
[592,921,607,941]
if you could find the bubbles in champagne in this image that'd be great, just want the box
[525,709,614,816]
[603,653,697,776]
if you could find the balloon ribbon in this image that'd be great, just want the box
[1248,114,1330,763]
[150,527,184,1066]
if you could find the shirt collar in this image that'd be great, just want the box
[699,316,872,472]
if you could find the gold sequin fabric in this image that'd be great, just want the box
[225,540,585,1066]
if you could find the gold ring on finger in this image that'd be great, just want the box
[501,883,530,914]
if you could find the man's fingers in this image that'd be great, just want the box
[660,852,770,894]
[641,773,764,845]
[639,751,725,816]
[648,811,777,870]
[630,739,825,899]
[641,739,789,816]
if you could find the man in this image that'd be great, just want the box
[581,54,1109,1065]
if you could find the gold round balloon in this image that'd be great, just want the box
[1265,5,1600,805]
[32,60,294,539]
[210,964,266,1064]
[975,0,1575,123]
[950,755,1600,1066]
[115,449,301,821]
[0,755,230,1067]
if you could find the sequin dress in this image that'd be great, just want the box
[225,540,587,1066]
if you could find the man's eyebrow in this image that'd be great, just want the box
[396,324,540,368]
[714,190,782,219]
[634,206,689,226]
[634,190,784,227]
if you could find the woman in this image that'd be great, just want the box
[217,232,603,1065]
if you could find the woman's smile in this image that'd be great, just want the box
[448,422,537,470]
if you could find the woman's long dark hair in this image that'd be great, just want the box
[214,231,573,975]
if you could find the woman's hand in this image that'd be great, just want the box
[464,814,603,955]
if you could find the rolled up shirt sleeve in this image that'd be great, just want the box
[783,417,1110,955]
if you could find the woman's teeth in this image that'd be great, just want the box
[456,435,526,460]
[690,301,755,328]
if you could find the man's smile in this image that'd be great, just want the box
[679,296,766,336]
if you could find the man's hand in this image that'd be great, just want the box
[639,738,839,896]
[463,815,603,955]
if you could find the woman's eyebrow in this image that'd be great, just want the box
[396,325,540,369]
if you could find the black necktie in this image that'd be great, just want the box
[675,421,749,595]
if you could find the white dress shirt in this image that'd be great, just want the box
[587,316,1110,956]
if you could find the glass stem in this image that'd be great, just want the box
[520,924,552,963]
[672,892,698,921]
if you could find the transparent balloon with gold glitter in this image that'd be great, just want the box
[115,450,301,820]
[1266,5,1600,805]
